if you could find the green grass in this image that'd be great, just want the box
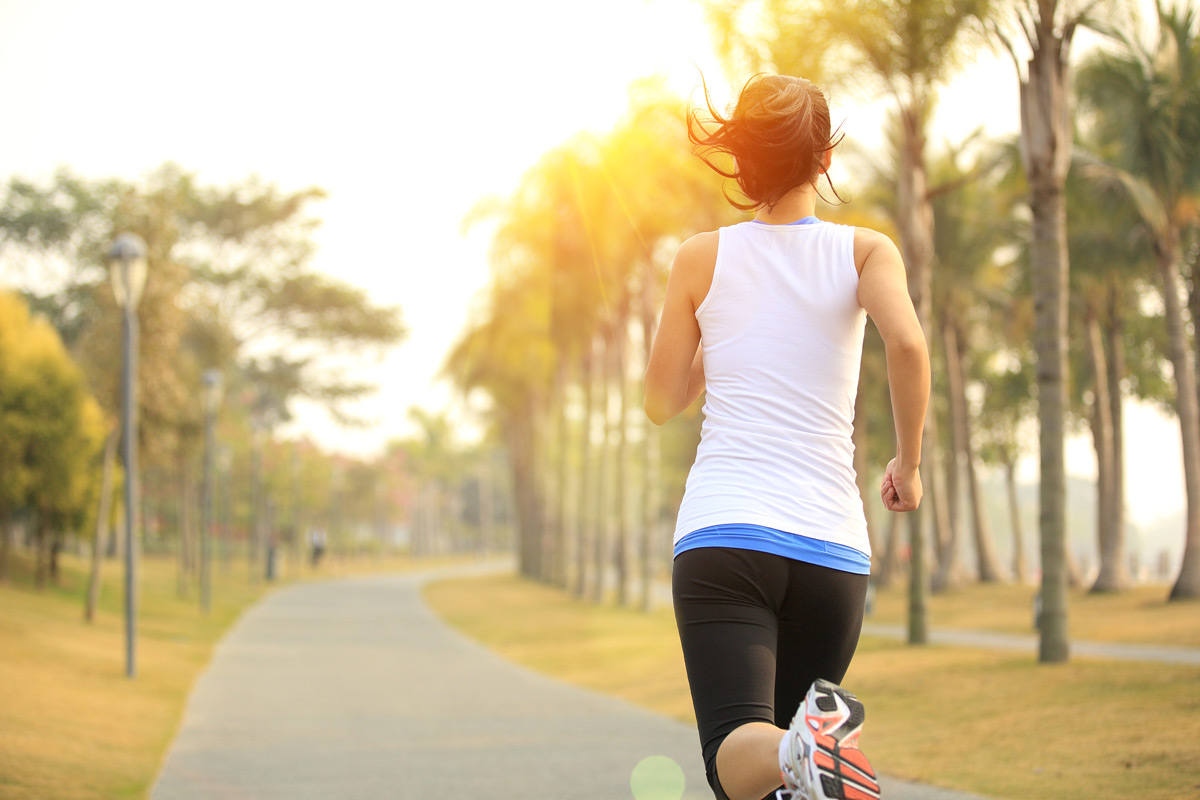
[868,579,1200,647]
[0,547,443,800]
[425,574,1200,800]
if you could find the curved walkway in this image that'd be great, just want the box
[153,564,989,800]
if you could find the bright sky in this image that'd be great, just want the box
[0,0,1185,529]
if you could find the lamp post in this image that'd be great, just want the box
[217,443,233,574]
[200,369,223,614]
[109,232,147,679]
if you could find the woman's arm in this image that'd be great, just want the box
[855,228,930,512]
[644,232,717,426]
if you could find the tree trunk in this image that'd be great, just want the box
[1105,288,1127,587]
[1020,14,1074,661]
[507,397,546,581]
[1086,305,1126,592]
[613,317,631,606]
[86,427,119,622]
[178,456,195,598]
[34,512,48,589]
[852,383,877,562]
[1004,455,1028,583]
[874,513,904,590]
[640,259,662,612]
[49,528,64,583]
[949,320,1004,582]
[0,506,12,583]
[1158,242,1200,600]
[479,459,495,555]
[935,318,966,590]
[574,341,596,598]
[556,362,573,586]
[897,100,939,642]
[591,329,614,604]
[545,362,568,586]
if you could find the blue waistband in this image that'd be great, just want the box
[674,523,870,575]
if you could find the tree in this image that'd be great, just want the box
[1064,157,1156,592]
[1074,0,1200,600]
[989,0,1100,661]
[0,291,106,586]
[0,165,406,589]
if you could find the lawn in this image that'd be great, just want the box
[867,578,1200,647]
[425,573,1200,800]
[0,548,437,800]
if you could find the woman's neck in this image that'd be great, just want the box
[754,184,818,225]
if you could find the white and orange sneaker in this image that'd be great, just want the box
[777,679,881,800]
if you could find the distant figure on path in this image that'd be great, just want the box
[644,74,930,800]
[310,527,327,568]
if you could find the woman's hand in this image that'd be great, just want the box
[880,458,922,512]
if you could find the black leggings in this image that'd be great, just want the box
[672,547,869,800]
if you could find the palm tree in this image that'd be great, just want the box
[1064,160,1153,593]
[989,0,1101,661]
[443,275,554,580]
[1074,0,1200,600]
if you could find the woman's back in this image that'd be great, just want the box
[673,218,870,556]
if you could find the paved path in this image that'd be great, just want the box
[154,564,989,800]
[860,623,1200,666]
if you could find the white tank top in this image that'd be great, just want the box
[672,219,870,556]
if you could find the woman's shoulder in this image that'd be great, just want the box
[677,230,721,259]
[851,227,901,277]
[673,230,721,275]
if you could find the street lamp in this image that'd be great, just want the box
[109,232,147,679]
[200,369,223,614]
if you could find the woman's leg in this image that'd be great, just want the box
[673,547,790,800]
[773,559,868,729]
[713,722,788,800]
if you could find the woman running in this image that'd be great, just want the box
[644,74,930,800]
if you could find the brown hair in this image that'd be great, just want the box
[689,74,844,211]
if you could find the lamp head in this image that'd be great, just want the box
[108,233,149,310]
[202,369,224,415]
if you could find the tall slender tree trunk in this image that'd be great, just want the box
[1086,304,1126,592]
[574,342,596,598]
[177,455,195,598]
[875,513,904,590]
[554,361,573,587]
[543,364,566,586]
[936,318,966,590]
[947,320,1003,582]
[508,397,546,581]
[591,332,614,604]
[1019,12,1075,661]
[897,101,940,643]
[640,263,662,612]
[1004,454,1028,583]
[0,506,12,583]
[86,427,119,622]
[1105,289,1127,587]
[34,512,49,589]
[852,385,877,561]
[1158,241,1200,600]
[610,315,631,606]
[479,458,495,555]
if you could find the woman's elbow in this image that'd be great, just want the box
[644,395,672,426]
[643,381,679,425]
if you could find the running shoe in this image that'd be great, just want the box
[777,679,881,800]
